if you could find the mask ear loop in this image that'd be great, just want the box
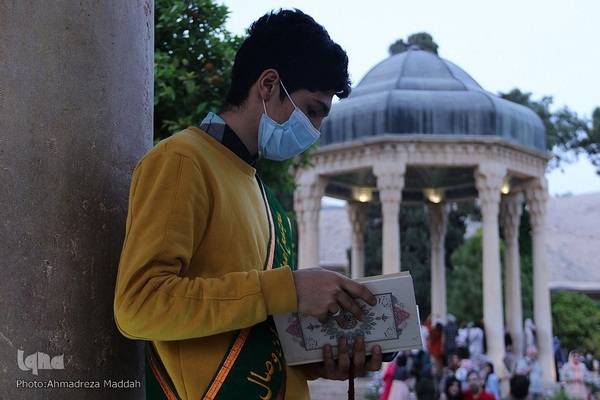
[279,80,297,109]
[262,99,268,114]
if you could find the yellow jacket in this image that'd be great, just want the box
[114,127,312,399]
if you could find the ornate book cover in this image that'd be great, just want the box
[273,272,422,365]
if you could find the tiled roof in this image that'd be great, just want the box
[546,191,600,293]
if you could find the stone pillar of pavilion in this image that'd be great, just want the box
[0,1,151,398]
[525,178,555,382]
[500,192,524,363]
[427,203,449,321]
[294,173,326,268]
[346,201,369,278]
[475,163,506,370]
[373,163,406,274]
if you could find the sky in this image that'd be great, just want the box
[220,0,600,197]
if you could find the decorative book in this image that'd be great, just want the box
[273,272,422,365]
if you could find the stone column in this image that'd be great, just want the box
[346,201,369,279]
[294,173,325,268]
[373,163,406,275]
[427,203,449,321]
[0,1,152,398]
[475,163,506,370]
[500,192,524,360]
[525,178,555,382]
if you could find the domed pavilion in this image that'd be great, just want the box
[293,48,554,381]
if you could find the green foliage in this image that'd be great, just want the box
[517,208,534,319]
[400,206,433,317]
[498,89,597,172]
[551,290,600,356]
[364,204,383,277]
[446,227,535,323]
[447,231,484,321]
[389,32,439,55]
[154,0,242,141]
[363,204,468,319]
[547,389,570,400]
[580,107,600,174]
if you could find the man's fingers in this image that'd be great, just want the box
[322,344,336,378]
[365,345,383,371]
[336,295,365,322]
[352,336,367,373]
[342,279,377,306]
[321,337,381,381]
[332,310,347,326]
[336,337,350,378]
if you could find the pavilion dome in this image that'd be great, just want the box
[321,47,546,150]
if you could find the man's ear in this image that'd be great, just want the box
[257,69,280,100]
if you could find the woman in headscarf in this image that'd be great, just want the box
[559,350,589,400]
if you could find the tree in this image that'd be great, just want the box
[445,205,536,323]
[499,89,593,171]
[389,32,439,55]
[154,0,242,142]
[447,231,484,321]
[579,107,600,174]
[551,291,600,356]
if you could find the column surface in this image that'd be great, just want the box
[373,164,405,275]
[346,201,368,279]
[526,179,555,382]
[427,203,449,321]
[501,192,524,362]
[294,174,325,268]
[0,1,152,398]
[475,164,506,370]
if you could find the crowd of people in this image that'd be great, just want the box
[377,314,599,400]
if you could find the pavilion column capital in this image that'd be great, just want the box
[524,177,549,231]
[373,162,406,205]
[426,203,450,249]
[475,163,506,216]
[500,192,524,244]
[346,201,369,237]
[294,173,326,217]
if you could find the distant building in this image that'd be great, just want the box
[546,192,600,301]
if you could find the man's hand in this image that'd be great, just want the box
[320,336,382,380]
[292,267,377,324]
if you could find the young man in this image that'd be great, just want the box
[463,370,496,400]
[113,9,382,400]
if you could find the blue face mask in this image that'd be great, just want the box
[258,81,321,161]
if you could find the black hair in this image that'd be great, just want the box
[444,376,463,399]
[396,352,408,366]
[467,370,480,380]
[223,9,351,109]
[509,375,530,399]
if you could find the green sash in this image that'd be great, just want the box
[146,179,295,400]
